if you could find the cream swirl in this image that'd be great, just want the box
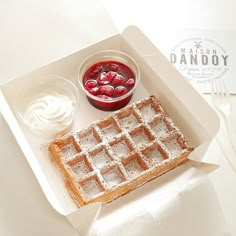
[23,92,76,137]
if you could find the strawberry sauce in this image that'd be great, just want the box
[83,61,136,111]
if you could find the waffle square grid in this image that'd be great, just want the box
[48,95,193,207]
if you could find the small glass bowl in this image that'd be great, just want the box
[15,75,80,139]
[78,50,140,111]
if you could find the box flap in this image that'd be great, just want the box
[94,160,219,235]
[0,0,118,84]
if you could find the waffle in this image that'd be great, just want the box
[48,95,193,207]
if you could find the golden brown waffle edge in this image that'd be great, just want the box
[47,95,194,207]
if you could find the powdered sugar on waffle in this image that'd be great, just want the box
[47,95,193,207]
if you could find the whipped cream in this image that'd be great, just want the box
[22,92,76,137]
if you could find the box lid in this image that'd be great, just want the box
[0,0,118,84]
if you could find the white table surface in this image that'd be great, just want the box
[0,0,236,235]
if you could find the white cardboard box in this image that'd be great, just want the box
[0,25,219,236]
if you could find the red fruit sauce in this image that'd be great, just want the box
[83,61,136,111]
